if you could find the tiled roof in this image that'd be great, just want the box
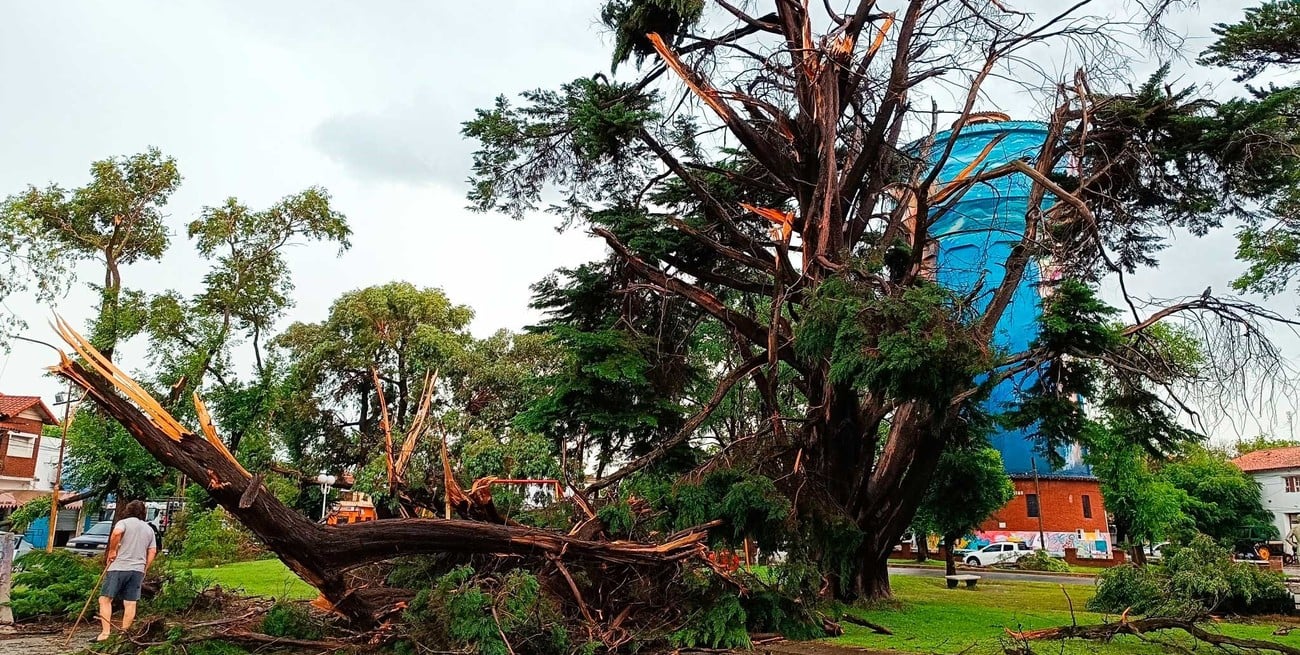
[0,393,58,425]
[1232,446,1300,473]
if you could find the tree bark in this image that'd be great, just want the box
[915,535,929,562]
[851,549,892,601]
[944,532,958,577]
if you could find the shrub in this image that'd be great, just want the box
[169,508,260,565]
[260,600,323,639]
[1017,550,1070,572]
[1087,564,1167,615]
[1088,535,1291,617]
[9,550,99,619]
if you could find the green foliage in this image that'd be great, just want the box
[1089,535,1291,616]
[519,260,700,473]
[1016,550,1070,572]
[605,469,791,550]
[1002,281,1121,463]
[9,550,99,619]
[6,495,51,533]
[260,600,324,640]
[1234,434,1300,457]
[403,566,570,655]
[148,570,215,615]
[141,638,249,655]
[914,444,1014,547]
[274,281,474,475]
[1085,424,1192,547]
[464,78,660,220]
[1161,448,1277,545]
[670,571,751,649]
[1086,564,1168,615]
[170,508,260,566]
[796,277,986,402]
[65,409,168,501]
[740,562,835,639]
[1200,0,1300,80]
[602,0,705,70]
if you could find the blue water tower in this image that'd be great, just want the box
[914,115,1088,476]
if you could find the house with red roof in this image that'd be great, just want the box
[0,393,59,493]
[1232,446,1300,553]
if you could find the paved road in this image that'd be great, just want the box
[890,565,1095,586]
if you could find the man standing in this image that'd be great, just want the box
[95,500,156,642]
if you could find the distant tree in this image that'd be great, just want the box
[913,441,1014,576]
[1,148,180,357]
[1161,447,1276,546]
[1233,435,1300,457]
[144,187,350,452]
[273,282,474,477]
[1085,425,1192,562]
[2,149,181,509]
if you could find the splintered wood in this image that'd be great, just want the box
[50,315,190,441]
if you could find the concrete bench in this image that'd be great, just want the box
[945,574,980,589]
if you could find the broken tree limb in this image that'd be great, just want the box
[586,353,768,494]
[47,322,712,626]
[1010,617,1300,655]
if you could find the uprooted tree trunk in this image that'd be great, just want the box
[49,320,712,630]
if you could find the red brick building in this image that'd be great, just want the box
[0,393,59,487]
[971,475,1113,558]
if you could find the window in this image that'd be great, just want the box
[1026,493,1040,518]
[5,434,35,458]
[1082,494,1093,519]
[1286,476,1300,493]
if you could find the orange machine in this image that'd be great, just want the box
[325,497,377,525]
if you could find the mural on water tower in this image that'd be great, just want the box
[909,115,1111,556]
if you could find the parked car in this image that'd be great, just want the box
[66,520,114,555]
[964,541,1034,567]
[1144,542,1169,561]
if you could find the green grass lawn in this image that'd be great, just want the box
[183,558,317,601]
[834,575,1300,654]
[889,557,1101,575]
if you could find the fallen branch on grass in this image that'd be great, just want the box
[1009,617,1300,655]
[842,614,894,635]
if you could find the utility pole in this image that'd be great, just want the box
[1031,459,1048,551]
[46,384,83,552]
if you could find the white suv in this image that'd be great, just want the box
[964,541,1033,567]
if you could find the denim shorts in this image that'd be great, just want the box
[101,570,145,601]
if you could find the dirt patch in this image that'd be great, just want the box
[753,640,894,654]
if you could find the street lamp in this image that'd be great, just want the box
[315,474,336,521]
[46,386,85,552]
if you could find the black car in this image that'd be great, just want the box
[66,520,113,555]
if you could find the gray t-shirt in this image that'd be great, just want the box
[106,517,155,573]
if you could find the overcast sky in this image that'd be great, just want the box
[0,1,1293,442]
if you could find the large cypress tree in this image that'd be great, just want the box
[466,0,1300,599]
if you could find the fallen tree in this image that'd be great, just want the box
[47,318,718,640]
[1011,616,1300,655]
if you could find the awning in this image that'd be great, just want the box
[0,493,17,509]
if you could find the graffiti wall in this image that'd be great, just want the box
[954,530,1114,559]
